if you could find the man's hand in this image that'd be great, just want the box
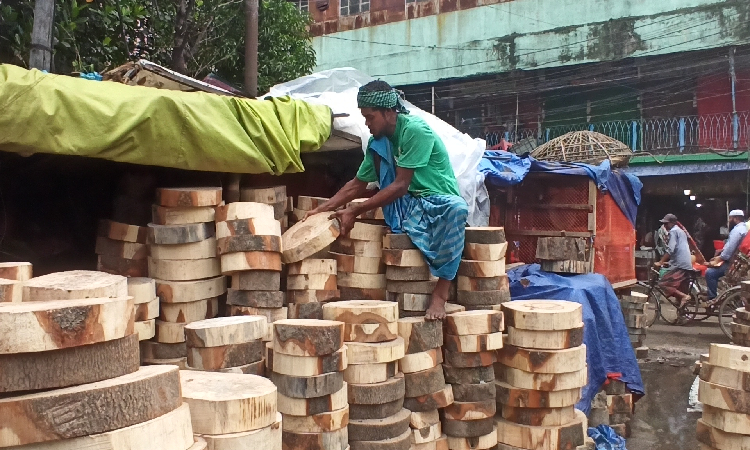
[653,262,662,268]
[302,208,321,221]
[330,208,358,236]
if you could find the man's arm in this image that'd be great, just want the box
[304,178,370,219]
[720,227,745,260]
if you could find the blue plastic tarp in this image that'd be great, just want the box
[508,264,645,414]
[478,151,643,227]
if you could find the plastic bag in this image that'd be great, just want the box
[266,68,490,227]
[588,425,627,450]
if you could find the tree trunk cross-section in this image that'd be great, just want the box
[464,227,506,244]
[216,218,281,239]
[187,340,264,371]
[403,364,446,397]
[506,326,585,350]
[495,410,586,450]
[445,311,504,336]
[149,258,221,281]
[148,223,215,245]
[156,277,227,303]
[502,301,583,331]
[347,375,405,404]
[323,300,398,325]
[282,406,349,433]
[22,270,127,302]
[451,382,496,403]
[282,213,341,264]
[349,429,411,450]
[272,346,347,376]
[156,187,222,207]
[278,383,348,416]
[273,319,344,357]
[402,385,454,412]
[497,345,587,374]
[0,262,32,281]
[495,364,588,391]
[270,371,345,399]
[347,408,411,441]
[220,252,282,275]
[151,205,215,225]
[185,316,267,347]
[281,427,348,450]
[495,381,581,408]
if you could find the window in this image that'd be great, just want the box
[340,0,368,16]
[291,0,308,13]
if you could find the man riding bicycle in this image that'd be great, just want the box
[654,214,693,307]
[706,210,748,303]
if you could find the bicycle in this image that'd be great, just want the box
[634,266,705,326]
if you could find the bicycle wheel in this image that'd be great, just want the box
[631,283,660,327]
[685,282,711,321]
[719,287,743,339]
[659,289,695,325]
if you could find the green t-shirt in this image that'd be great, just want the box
[355,114,460,197]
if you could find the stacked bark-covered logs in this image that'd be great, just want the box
[147,187,225,366]
[271,319,350,450]
[441,311,503,450]
[323,300,411,450]
[535,237,590,275]
[241,186,289,231]
[0,294,205,450]
[96,219,150,276]
[184,315,268,375]
[495,300,588,450]
[384,233,436,317]
[457,228,510,311]
[126,277,160,347]
[181,370,281,450]
[731,303,750,347]
[619,291,649,355]
[332,221,388,301]
[398,317,449,450]
[696,343,750,450]
[219,202,285,341]
[0,261,31,302]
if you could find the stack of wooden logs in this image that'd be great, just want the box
[219,202,285,341]
[0,290,204,450]
[384,233,437,317]
[184,315,268,375]
[536,237,590,274]
[332,222,388,301]
[287,258,340,319]
[731,299,750,347]
[294,195,330,225]
[96,219,150,276]
[270,319,350,450]
[181,370,280,450]
[126,277,159,346]
[399,317,448,450]
[147,188,224,363]
[441,311,503,450]
[495,300,589,450]
[619,291,649,356]
[603,379,634,437]
[457,227,510,311]
[324,300,411,450]
[0,261,31,302]
[240,186,289,230]
[696,343,750,450]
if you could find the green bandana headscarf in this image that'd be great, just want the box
[357,87,409,114]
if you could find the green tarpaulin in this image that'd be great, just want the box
[0,64,332,174]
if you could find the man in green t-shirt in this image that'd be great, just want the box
[305,80,468,320]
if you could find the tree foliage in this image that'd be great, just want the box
[0,0,316,92]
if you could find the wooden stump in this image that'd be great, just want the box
[148,223,215,245]
[386,266,435,281]
[451,382,496,403]
[495,364,588,391]
[464,227,506,244]
[288,259,338,275]
[700,362,750,391]
[156,187,222,207]
[283,406,349,433]
[345,361,397,384]
[288,274,339,291]
[447,428,497,450]
[0,262,32,281]
[708,343,750,372]
[155,320,187,343]
[346,337,405,364]
[497,345,587,374]
[500,404,577,427]
[495,381,581,408]
[387,280,438,295]
[699,379,750,413]
[273,319,344,356]
[463,242,508,261]
[272,346,348,376]
[180,370,277,434]
[400,348,442,373]
[278,382,349,416]
[445,311,504,335]
[403,364,446,397]
[160,297,219,323]
[402,385,454,412]
[348,408,411,441]
[338,272,387,289]
[502,300,583,331]
[228,289,285,308]
[506,325,585,350]
[231,271,281,291]
[282,212,341,263]
[332,238,383,258]
[187,340,264,371]
[216,218,281,239]
[152,204,216,225]
[348,222,387,242]
[348,375,405,404]
[22,270,127,301]
[457,275,509,292]
[220,252,282,274]
[383,249,427,267]
[149,258,221,281]
[323,300,398,324]
[443,333,504,352]
[281,427,349,450]
[0,365,181,446]
[198,413,282,450]
[0,297,134,353]
[98,220,148,244]
[288,290,341,304]
[156,276,227,303]
[271,371,345,399]
[443,365,495,384]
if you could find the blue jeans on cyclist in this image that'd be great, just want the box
[706,263,729,300]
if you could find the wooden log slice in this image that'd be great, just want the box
[700,362,750,391]
[443,333,504,353]
[339,287,387,301]
[494,364,588,391]
[220,359,266,375]
[128,277,156,304]
[350,429,411,450]
[338,272,387,289]
[404,364,446,397]
[228,289,284,308]
[495,381,581,408]
[149,258,221,281]
[282,212,341,264]
[228,306,287,330]
[348,408,411,441]
[288,290,341,304]
[288,259,338,275]
[451,382,496,403]
[736,307,750,322]
[383,249,427,267]
[323,300,398,324]
[220,251,282,275]
[160,297,219,323]
[410,422,441,444]
[142,356,188,369]
[348,222,387,242]
[442,417,495,439]
[387,280,438,295]
[0,297,134,354]
[156,187,222,207]
[344,322,399,343]
[140,340,187,360]
[155,320,187,343]
[708,343,750,371]
[444,399,496,421]
[456,290,510,306]
[95,236,149,260]
[332,238,383,258]
[506,325,585,350]
[281,428,349,450]
[217,218,281,239]
[494,411,586,450]
[345,361,397,384]
[445,311,504,336]
[464,228,506,245]
[187,340,264,370]
[498,345,587,374]
[400,348,442,373]
[329,252,385,275]
[348,375,405,404]
[198,412,282,450]
[0,365,181,446]
[296,196,330,211]
[458,260,505,278]
[457,275,509,292]
[446,428,497,450]
[148,223,215,245]
[273,346,348,376]
[350,398,405,420]
[273,319,344,357]
[411,410,441,428]
[0,279,21,303]
[443,365,495,384]
[231,271,281,291]
[270,371,344,399]
[98,220,148,244]
[156,276,227,303]
[0,333,139,393]
[443,350,496,368]
[391,292,432,312]
[180,370,277,435]
[463,242,508,262]
[541,260,589,274]
[0,262,31,284]
[346,337,406,364]
[386,266,435,282]
[135,297,160,320]
[699,379,750,413]
[288,273,338,291]
[697,418,750,450]
[22,270,127,302]
[384,234,416,250]
[535,237,587,261]
[278,382,349,416]
[500,405,576,427]
[445,303,465,314]
[502,301,583,331]
[240,186,287,204]
[151,204,215,225]
[135,319,156,340]
[403,385,454,412]
[283,406,349,433]
[97,255,148,277]
[216,234,281,256]
[288,302,325,320]
[701,404,750,435]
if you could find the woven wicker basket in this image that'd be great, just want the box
[531,131,633,167]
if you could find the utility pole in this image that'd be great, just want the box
[29,0,55,71]
[245,0,259,97]
[729,47,738,150]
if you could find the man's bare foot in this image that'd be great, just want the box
[425,294,447,320]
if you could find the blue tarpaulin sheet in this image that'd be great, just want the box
[478,151,642,227]
[508,264,645,413]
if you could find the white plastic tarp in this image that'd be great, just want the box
[267,68,490,227]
